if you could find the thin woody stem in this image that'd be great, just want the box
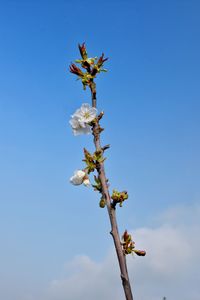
[89,79,133,300]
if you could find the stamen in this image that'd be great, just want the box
[84,112,90,119]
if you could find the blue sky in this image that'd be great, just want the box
[0,0,200,299]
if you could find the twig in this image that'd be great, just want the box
[89,80,134,300]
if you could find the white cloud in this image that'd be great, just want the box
[43,255,123,300]
[42,204,200,300]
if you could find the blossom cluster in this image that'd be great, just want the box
[69,103,97,186]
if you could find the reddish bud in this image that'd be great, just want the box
[69,63,83,77]
[78,42,87,60]
[123,230,129,242]
[134,249,146,256]
[97,53,108,67]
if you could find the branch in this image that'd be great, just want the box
[89,81,134,300]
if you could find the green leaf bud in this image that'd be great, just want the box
[99,198,106,208]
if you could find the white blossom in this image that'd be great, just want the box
[69,116,91,136]
[70,170,86,185]
[69,103,97,135]
[83,178,90,187]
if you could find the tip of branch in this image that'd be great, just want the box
[102,144,110,152]
[98,111,104,120]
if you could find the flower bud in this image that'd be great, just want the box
[83,178,90,187]
[70,170,86,185]
[69,64,83,77]
[99,198,106,208]
[133,249,146,256]
[78,43,87,60]
[122,230,129,242]
[97,53,108,67]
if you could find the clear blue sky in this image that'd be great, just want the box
[0,1,200,299]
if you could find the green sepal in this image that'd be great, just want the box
[93,150,106,164]
[75,59,82,63]
[83,148,96,173]
[92,175,102,192]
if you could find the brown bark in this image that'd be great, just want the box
[90,80,133,300]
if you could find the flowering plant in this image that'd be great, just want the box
[68,43,145,300]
